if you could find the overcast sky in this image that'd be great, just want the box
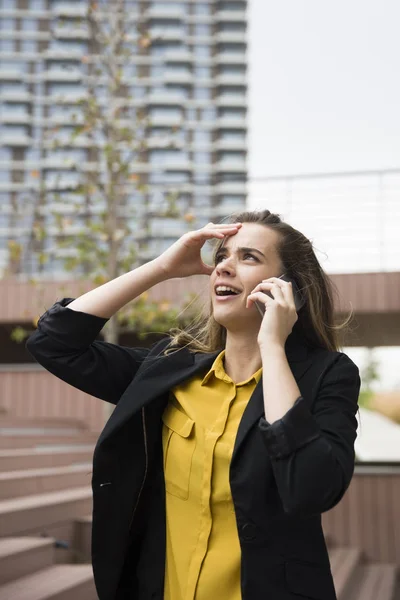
[248,0,400,178]
[246,2,400,391]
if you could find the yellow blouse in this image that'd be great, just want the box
[162,350,263,600]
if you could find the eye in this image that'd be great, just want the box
[243,252,258,262]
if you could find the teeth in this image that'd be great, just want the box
[215,286,240,295]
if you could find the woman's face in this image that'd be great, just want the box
[210,223,283,328]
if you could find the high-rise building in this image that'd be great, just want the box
[0,0,247,278]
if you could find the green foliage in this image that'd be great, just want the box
[9,0,196,343]
[359,349,380,408]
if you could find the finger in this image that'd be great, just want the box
[205,222,242,229]
[252,281,284,299]
[261,278,295,307]
[246,291,274,309]
[192,226,241,240]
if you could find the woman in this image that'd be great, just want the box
[26,210,361,600]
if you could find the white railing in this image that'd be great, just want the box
[249,169,400,273]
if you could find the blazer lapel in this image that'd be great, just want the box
[97,344,219,446]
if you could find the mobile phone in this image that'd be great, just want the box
[255,274,305,317]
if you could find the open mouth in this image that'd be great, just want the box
[214,286,242,300]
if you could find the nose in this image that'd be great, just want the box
[215,257,236,276]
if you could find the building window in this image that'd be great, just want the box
[0,40,14,51]
[150,149,188,164]
[201,107,216,120]
[194,24,211,36]
[218,195,246,208]
[218,1,246,10]
[218,151,245,163]
[21,19,37,31]
[149,171,189,184]
[193,130,212,143]
[218,64,246,75]
[0,148,11,161]
[0,18,15,31]
[22,40,37,52]
[194,152,211,164]
[194,87,212,101]
[218,107,245,119]
[1,125,28,137]
[195,66,211,78]
[218,22,246,32]
[219,130,245,141]
[218,43,245,54]
[151,64,164,78]
[1,103,28,116]
[150,107,182,120]
[194,45,212,58]
[194,3,212,15]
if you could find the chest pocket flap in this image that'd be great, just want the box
[162,403,194,438]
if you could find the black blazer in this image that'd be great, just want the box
[26,298,361,600]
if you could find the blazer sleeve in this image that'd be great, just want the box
[25,298,151,405]
[258,352,361,516]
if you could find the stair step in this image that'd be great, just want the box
[0,487,92,537]
[329,546,362,599]
[0,417,89,430]
[0,433,98,449]
[342,563,398,600]
[0,564,97,600]
[0,464,92,500]
[74,516,92,563]
[0,447,93,471]
[0,427,83,436]
[0,537,54,585]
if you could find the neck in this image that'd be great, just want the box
[223,332,262,383]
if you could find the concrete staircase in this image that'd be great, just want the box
[0,416,98,599]
[328,545,399,600]
[0,416,398,599]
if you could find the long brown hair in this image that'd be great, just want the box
[163,210,352,355]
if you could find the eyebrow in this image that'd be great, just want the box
[215,246,266,259]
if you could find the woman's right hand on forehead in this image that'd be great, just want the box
[156,222,242,279]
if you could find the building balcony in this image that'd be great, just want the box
[0,112,32,125]
[215,32,246,44]
[214,53,246,65]
[164,50,194,63]
[213,160,247,173]
[214,74,247,85]
[214,10,247,22]
[147,92,185,105]
[41,69,83,82]
[213,139,246,151]
[0,91,32,103]
[52,4,86,17]
[147,136,183,149]
[144,7,185,19]
[150,28,185,41]
[162,71,193,84]
[148,114,184,127]
[215,95,246,107]
[52,26,89,40]
[216,116,247,128]
[214,181,247,194]
[42,47,84,59]
[0,69,23,81]
[0,135,32,148]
